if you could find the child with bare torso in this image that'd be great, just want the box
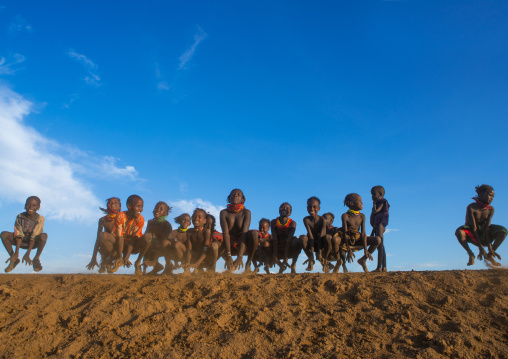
[1,196,48,273]
[455,184,506,267]
[157,213,191,273]
[220,189,258,272]
[322,212,345,273]
[86,197,121,273]
[370,186,390,272]
[300,197,327,272]
[142,202,173,275]
[336,193,381,273]
[252,218,272,274]
[271,202,301,274]
[185,208,221,273]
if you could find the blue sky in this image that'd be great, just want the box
[1,0,507,273]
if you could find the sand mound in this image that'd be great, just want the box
[0,270,506,358]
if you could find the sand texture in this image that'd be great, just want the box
[0,270,506,358]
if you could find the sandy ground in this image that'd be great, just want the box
[0,269,506,359]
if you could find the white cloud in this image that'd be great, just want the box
[0,86,139,223]
[385,228,399,233]
[67,49,101,86]
[9,15,32,33]
[413,262,445,269]
[157,81,170,90]
[0,53,25,75]
[178,25,207,70]
[170,198,224,221]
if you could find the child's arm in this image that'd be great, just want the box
[372,200,384,214]
[184,232,192,266]
[361,214,372,260]
[284,222,297,265]
[271,220,279,265]
[467,207,487,259]
[303,217,314,241]
[485,208,499,258]
[220,210,234,269]
[86,217,105,270]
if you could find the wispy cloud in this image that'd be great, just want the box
[67,49,101,86]
[385,228,399,233]
[0,85,138,223]
[155,62,170,91]
[0,53,25,75]
[170,198,224,221]
[178,25,207,70]
[9,15,32,34]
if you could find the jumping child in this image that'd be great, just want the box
[370,186,390,272]
[252,218,272,274]
[300,196,327,272]
[1,196,47,272]
[323,212,344,273]
[185,208,221,273]
[455,184,506,266]
[336,193,381,273]
[271,202,301,274]
[220,189,258,272]
[86,197,121,273]
[142,201,173,275]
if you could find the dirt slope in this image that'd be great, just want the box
[0,270,506,358]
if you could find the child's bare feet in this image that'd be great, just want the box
[382,267,388,272]
[264,265,270,274]
[4,258,20,273]
[467,254,475,266]
[372,268,382,273]
[148,262,164,275]
[358,257,369,272]
[485,254,501,267]
[290,264,296,274]
[134,262,143,276]
[32,258,43,272]
[304,259,314,271]
[110,258,123,273]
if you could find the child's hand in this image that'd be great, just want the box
[233,257,244,270]
[489,249,501,260]
[224,255,234,270]
[346,250,355,263]
[365,250,373,261]
[22,253,32,266]
[124,259,133,268]
[477,247,487,260]
[86,258,99,270]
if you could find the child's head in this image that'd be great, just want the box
[25,196,41,214]
[153,201,172,218]
[323,212,335,226]
[100,197,121,214]
[192,208,207,228]
[344,193,363,211]
[306,196,321,216]
[174,213,191,229]
[227,189,245,204]
[259,218,270,235]
[475,184,495,204]
[126,195,144,218]
[205,213,216,232]
[279,202,292,217]
[371,186,385,201]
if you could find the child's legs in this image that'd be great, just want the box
[490,227,506,251]
[323,234,332,261]
[99,232,117,259]
[375,223,386,269]
[261,241,272,265]
[134,233,153,264]
[32,233,47,260]
[207,242,220,272]
[365,236,381,255]
[1,231,15,256]
[300,235,314,260]
[455,229,475,256]
[290,236,301,266]
[245,231,259,267]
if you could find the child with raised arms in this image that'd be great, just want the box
[271,202,301,274]
[1,196,47,272]
[336,193,381,273]
[220,189,258,272]
[370,186,390,272]
[86,197,121,273]
[455,184,506,266]
[300,196,327,272]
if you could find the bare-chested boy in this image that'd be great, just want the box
[1,196,47,272]
[455,184,506,267]
[142,202,173,275]
[271,202,301,274]
[100,195,148,275]
[335,193,381,273]
[370,186,390,272]
[185,208,221,273]
[300,196,327,272]
[220,189,258,272]
[86,197,121,273]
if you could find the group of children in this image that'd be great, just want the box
[1,185,506,274]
